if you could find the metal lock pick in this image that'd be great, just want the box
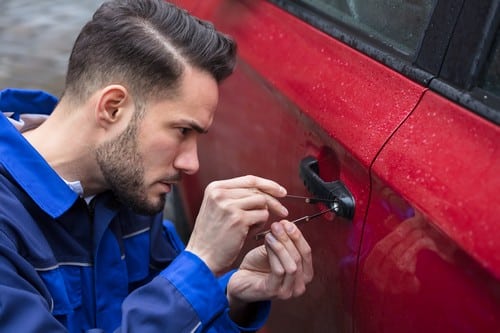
[254,195,339,240]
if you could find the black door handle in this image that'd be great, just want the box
[299,156,355,220]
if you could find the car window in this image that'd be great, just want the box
[296,0,436,56]
[478,27,500,97]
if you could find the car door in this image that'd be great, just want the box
[355,1,500,332]
[173,0,462,332]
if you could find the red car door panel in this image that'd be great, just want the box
[355,90,500,332]
[185,0,426,166]
[177,1,428,332]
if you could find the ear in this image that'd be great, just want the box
[94,85,132,129]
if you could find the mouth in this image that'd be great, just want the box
[157,174,182,193]
[158,181,174,193]
[159,176,181,191]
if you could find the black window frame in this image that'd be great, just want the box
[431,0,500,125]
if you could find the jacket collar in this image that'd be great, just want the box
[0,89,78,218]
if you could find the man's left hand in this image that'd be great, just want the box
[226,220,313,321]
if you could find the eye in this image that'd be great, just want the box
[179,127,192,136]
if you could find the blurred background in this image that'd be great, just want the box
[0,0,105,96]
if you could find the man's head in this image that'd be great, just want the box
[64,0,236,106]
[62,0,236,214]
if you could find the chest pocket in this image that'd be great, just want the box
[39,265,90,329]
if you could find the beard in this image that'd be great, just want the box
[95,118,166,215]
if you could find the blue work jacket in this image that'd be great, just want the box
[0,89,269,332]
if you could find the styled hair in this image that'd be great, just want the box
[63,0,236,105]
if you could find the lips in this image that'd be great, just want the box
[158,174,181,193]
[158,181,172,193]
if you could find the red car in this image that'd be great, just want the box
[170,1,500,332]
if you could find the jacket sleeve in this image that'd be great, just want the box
[117,221,270,333]
[0,230,67,332]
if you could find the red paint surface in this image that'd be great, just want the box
[372,91,500,278]
[356,91,500,332]
[356,188,500,332]
[193,0,425,169]
[175,1,500,332]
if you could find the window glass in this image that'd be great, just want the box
[297,0,436,56]
[478,28,500,96]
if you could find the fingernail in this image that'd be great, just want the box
[266,233,277,243]
[272,223,285,237]
[285,222,295,234]
[280,186,287,195]
[281,206,289,216]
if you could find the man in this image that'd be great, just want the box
[0,0,313,332]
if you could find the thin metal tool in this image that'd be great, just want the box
[284,194,340,213]
[254,206,335,240]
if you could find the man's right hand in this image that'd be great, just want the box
[185,175,289,275]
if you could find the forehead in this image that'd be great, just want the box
[144,67,219,127]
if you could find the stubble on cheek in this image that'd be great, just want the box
[95,122,164,215]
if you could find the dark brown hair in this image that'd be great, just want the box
[63,0,236,105]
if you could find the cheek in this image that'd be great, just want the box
[140,134,178,165]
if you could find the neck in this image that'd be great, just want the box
[22,100,107,196]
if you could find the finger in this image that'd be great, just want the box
[264,234,286,292]
[207,191,288,225]
[231,193,289,218]
[205,187,266,201]
[210,175,287,198]
[281,221,314,283]
[204,183,288,218]
[273,222,307,296]
[264,194,289,218]
[266,227,298,299]
[239,209,272,228]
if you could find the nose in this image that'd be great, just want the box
[173,139,199,175]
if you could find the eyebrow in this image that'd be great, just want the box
[185,120,208,134]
